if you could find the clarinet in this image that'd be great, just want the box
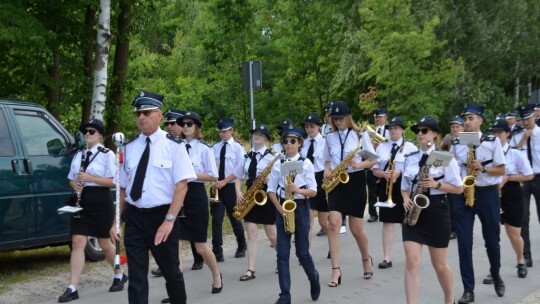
[73,146,87,218]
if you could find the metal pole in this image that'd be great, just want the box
[249,61,255,131]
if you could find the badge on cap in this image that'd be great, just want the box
[335,107,340,113]
[140,91,145,97]
[288,124,293,129]
[420,117,425,122]
[308,115,312,119]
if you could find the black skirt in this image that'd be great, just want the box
[501,181,523,227]
[308,171,329,212]
[243,184,277,225]
[178,182,209,243]
[378,176,406,223]
[402,194,450,248]
[327,171,367,218]
[71,187,114,238]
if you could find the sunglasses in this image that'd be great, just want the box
[179,121,195,128]
[135,110,158,117]
[84,129,97,135]
[414,128,430,135]
[282,138,298,145]
[164,122,176,126]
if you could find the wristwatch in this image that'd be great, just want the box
[482,166,487,173]
[435,182,442,190]
[165,214,175,222]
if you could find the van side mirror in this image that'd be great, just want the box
[74,131,85,150]
[47,138,65,155]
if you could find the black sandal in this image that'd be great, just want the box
[328,267,342,287]
[363,256,373,280]
[239,269,256,281]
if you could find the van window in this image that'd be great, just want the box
[14,110,68,156]
[0,109,15,156]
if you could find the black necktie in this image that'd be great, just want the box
[219,142,227,180]
[307,139,315,163]
[419,153,428,168]
[83,151,92,171]
[130,137,150,202]
[383,143,398,171]
[527,137,533,166]
[185,143,191,155]
[247,152,258,183]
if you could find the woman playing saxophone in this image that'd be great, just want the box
[400,116,463,304]
[233,124,278,281]
[323,101,377,285]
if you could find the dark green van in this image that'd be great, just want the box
[0,100,104,260]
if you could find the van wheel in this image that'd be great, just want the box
[84,236,105,261]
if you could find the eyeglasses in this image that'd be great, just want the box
[84,129,97,135]
[135,110,157,117]
[414,128,430,135]
[179,121,195,128]
[164,122,176,126]
[282,138,298,145]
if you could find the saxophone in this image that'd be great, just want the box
[282,170,298,234]
[322,138,362,194]
[233,153,283,220]
[463,145,477,207]
[404,142,432,227]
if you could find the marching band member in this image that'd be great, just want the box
[372,117,417,269]
[113,91,196,304]
[510,103,540,269]
[401,115,463,304]
[163,111,222,303]
[234,124,277,281]
[452,105,506,304]
[506,112,518,133]
[323,100,377,286]
[481,119,533,284]
[212,118,247,261]
[60,119,126,303]
[268,125,320,304]
[272,119,295,154]
[300,114,329,248]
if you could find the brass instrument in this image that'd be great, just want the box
[363,123,388,146]
[404,142,432,226]
[374,160,396,208]
[463,145,477,208]
[209,186,221,204]
[283,171,297,234]
[233,153,283,220]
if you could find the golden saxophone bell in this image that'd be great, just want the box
[338,171,349,184]
[282,199,297,234]
[253,189,267,206]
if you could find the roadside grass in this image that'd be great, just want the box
[0,211,233,294]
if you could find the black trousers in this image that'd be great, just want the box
[366,170,378,217]
[123,205,186,304]
[521,174,540,259]
[211,183,246,254]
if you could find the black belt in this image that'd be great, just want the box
[475,184,498,191]
[128,204,168,213]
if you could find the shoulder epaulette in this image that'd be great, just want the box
[404,151,420,157]
[511,146,525,151]
[200,141,212,148]
[97,146,110,153]
[481,134,496,142]
[511,126,524,135]
[166,133,183,144]
[123,137,137,146]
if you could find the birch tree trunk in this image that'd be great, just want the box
[90,0,111,121]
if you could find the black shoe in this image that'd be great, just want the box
[367,215,378,223]
[525,256,533,267]
[214,253,224,262]
[457,291,474,304]
[58,288,79,303]
[274,299,291,304]
[492,274,505,297]
[482,273,493,284]
[449,231,457,240]
[151,267,163,277]
[192,262,204,270]
[211,273,223,294]
[161,298,170,303]
[517,263,528,278]
[310,270,321,301]
[316,229,326,236]
[378,260,392,269]
[109,274,128,292]
[235,246,247,258]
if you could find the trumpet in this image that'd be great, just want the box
[374,160,396,208]
[209,185,221,204]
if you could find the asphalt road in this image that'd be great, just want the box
[43,201,540,304]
